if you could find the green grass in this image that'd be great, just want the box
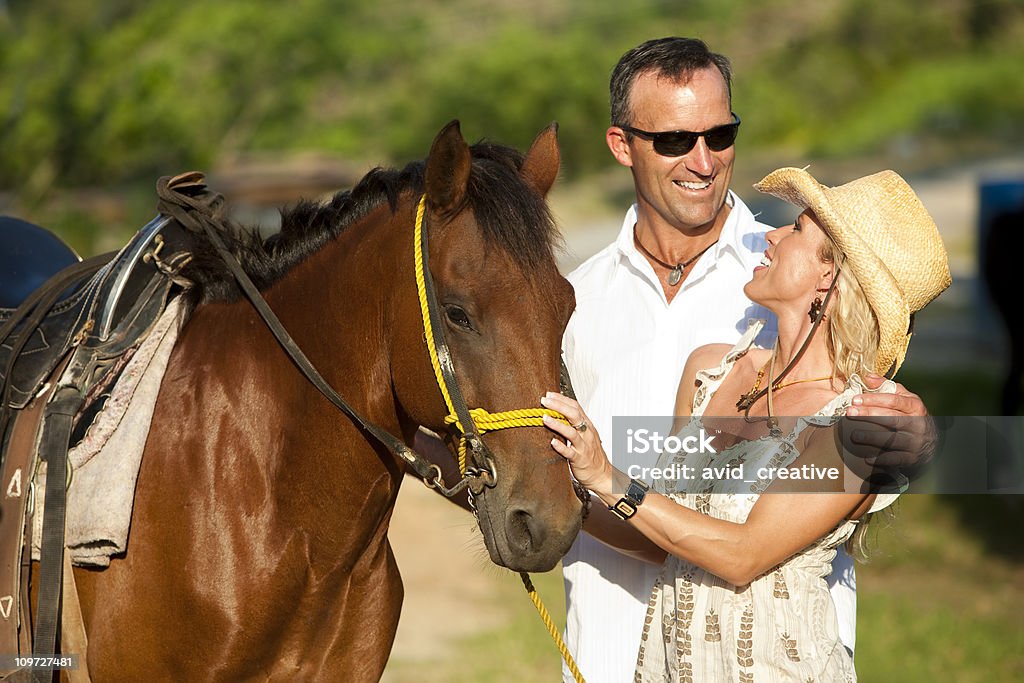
[856,495,1024,682]
[857,594,1023,682]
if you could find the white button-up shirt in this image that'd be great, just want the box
[561,193,857,682]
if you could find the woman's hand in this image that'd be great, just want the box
[540,392,615,495]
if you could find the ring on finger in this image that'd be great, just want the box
[574,420,588,433]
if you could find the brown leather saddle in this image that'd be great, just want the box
[0,175,210,679]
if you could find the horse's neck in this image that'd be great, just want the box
[154,208,409,537]
[256,203,409,431]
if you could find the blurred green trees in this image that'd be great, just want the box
[2,0,1023,198]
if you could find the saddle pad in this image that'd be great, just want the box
[32,297,186,567]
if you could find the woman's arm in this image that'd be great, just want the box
[543,394,875,586]
[582,495,669,565]
[618,459,871,585]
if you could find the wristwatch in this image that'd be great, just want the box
[608,478,650,521]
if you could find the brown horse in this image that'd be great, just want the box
[68,121,583,680]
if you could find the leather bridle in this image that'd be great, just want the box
[157,175,582,503]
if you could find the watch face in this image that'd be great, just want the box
[612,499,637,520]
[627,479,649,504]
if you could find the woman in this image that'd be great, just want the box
[542,168,951,681]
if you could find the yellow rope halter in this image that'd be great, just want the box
[413,195,585,683]
[443,407,569,471]
[413,195,570,470]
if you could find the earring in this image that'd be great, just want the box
[808,295,825,323]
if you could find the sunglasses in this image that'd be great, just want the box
[621,113,741,156]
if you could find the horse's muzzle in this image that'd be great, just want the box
[474,493,581,573]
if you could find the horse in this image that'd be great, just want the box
[58,121,584,680]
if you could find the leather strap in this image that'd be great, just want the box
[0,356,68,673]
[154,176,451,489]
[415,208,492,473]
[559,357,576,400]
[32,387,82,680]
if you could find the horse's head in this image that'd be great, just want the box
[392,121,582,572]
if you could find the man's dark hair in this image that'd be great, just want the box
[609,37,733,127]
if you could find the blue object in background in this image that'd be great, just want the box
[979,179,1024,414]
[977,179,1024,331]
[0,216,81,309]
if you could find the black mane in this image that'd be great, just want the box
[182,141,560,303]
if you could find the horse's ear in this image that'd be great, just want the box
[425,120,471,212]
[520,122,560,197]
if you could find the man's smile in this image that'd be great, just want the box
[672,178,713,191]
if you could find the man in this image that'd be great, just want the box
[561,37,933,682]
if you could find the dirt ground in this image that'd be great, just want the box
[381,481,501,672]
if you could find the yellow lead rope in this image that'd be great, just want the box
[521,572,586,683]
[413,195,585,683]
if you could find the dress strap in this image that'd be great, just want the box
[692,319,765,415]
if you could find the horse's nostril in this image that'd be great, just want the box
[506,506,546,553]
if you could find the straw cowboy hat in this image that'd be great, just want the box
[755,167,951,377]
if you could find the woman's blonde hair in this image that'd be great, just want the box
[817,229,887,558]
[818,235,880,383]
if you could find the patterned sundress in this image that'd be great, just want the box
[634,321,901,683]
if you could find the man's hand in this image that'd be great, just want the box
[840,374,938,473]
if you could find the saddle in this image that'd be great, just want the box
[0,215,191,411]
[0,173,222,679]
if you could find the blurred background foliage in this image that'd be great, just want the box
[2,0,1023,199]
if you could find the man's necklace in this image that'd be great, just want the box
[633,226,718,286]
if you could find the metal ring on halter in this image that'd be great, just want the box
[421,463,447,492]
[466,454,499,489]
[574,421,588,433]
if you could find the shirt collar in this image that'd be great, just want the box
[614,190,752,271]
[716,190,758,267]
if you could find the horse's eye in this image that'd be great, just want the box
[445,305,473,330]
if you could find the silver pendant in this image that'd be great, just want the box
[667,265,683,286]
